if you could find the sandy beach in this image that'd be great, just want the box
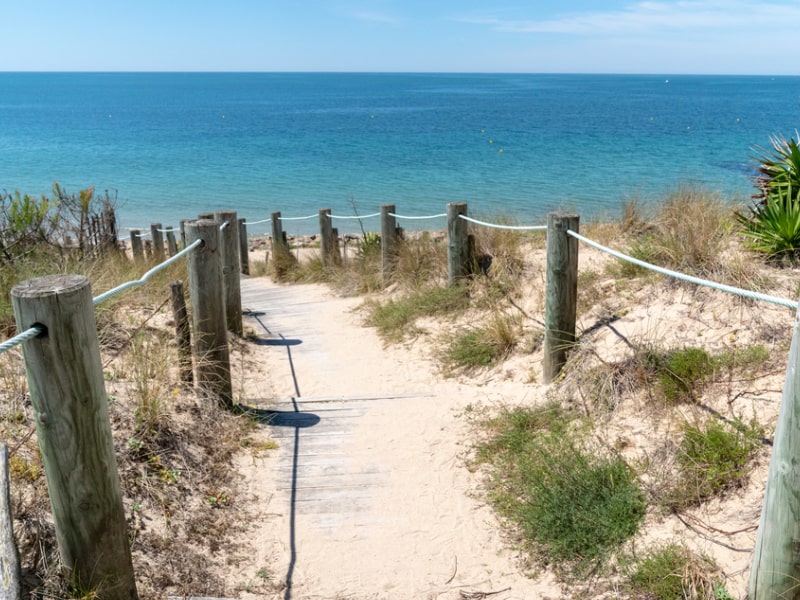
[202,233,797,599]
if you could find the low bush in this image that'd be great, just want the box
[666,417,763,510]
[629,542,723,600]
[474,404,646,574]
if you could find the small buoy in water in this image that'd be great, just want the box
[221,115,225,119]
[481,128,485,133]
[736,118,741,122]
[489,139,493,144]
[665,79,669,83]
[499,148,504,154]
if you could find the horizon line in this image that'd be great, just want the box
[1,69,798,77]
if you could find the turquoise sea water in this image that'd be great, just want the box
[1,72,798,234]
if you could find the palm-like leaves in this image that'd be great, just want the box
[738,134,800,260]
[737,188,800,257]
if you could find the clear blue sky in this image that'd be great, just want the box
[3,1,799,74]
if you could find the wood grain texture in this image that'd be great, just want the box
[214,210,243,336]
[543,212,579,383]
[11,274,138,599]
[447,202,469,286]
[185,221,233,407]
[0,445,21,600]
[749,306,800,598]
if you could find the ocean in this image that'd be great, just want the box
[1,72,798,235]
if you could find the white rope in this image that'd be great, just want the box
[459,215,547,231]
[567,229,797,310]
[219,220,230,231]
[278,214,318,221]
[329,212,381,220]
[131,231,151,239]
[243,218,271,226]
[156,227,176,233]
[92,239,203,306]
[388,212,447,220]
[0,325,43,355]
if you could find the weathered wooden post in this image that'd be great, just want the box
[179,219,188,250]
[447,202,470,286]
[381,204,398,282]
[238,218,250,275]
[214,210,243,336]
[185,220,233,407]
[165,226,178,257]
[319,208,340,267]
[749,304,800,598]
[11,275,138,600]
[150,223,165,262]
[129,229,144,263]
[543,212,579,383]
[0,444,21,600]
[170,280,193,385]
[271,211,294,277]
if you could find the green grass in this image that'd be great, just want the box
[474,404,646,574]
[666,417,763,510]
[442,312,520,372]
[366,285,470,342]
[629,542,722,600]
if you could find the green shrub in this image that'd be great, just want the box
[474,405,646,573]
[630,542,721,600]
[652,347,714,404]
[667,418,762,509]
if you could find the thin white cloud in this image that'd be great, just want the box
[350,11,404,25]
[455,1,800,36]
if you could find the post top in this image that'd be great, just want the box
[11,274,90,299]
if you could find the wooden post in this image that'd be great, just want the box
[179,219,188,250]
[129,230,144,263]
[10,275,138,600]
[150,223,165,262]
[0,444,21,600]
[214,210,243,336]
[749,304,800,598]
[198,212,214,220]
[447,202,470,286]
[238,218,250,276]
[543,212,579,383]
[271,211,294,277]
[170,280,193,385]
[319,208,339,267]
[380,204,398,282]
[185,220,233,407]
[165,226,178,257]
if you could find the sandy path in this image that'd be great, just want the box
[233,277,553,600]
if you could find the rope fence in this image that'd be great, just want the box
[459,214,547,231]
[566,229,797,310]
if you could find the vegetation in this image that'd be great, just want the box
[3,181,792,598]
[473,404,646,574]
[667,417,763,510]
[629,542,724,600]
[737,134,800,260]
[0,188,277,599]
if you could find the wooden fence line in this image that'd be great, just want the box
[7,200,800,596]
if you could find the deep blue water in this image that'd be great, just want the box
[0,72,798,234]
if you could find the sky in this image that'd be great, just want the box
[2,1,799,74]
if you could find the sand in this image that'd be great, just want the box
[215,242,797,599]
